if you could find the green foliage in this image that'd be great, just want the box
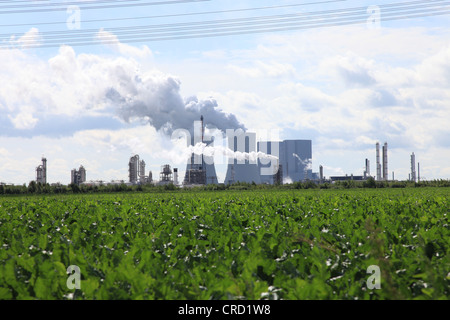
[0,188,448,300]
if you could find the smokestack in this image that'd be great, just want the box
[411,152,416,182]
[42,157,47,184]
[382,142,388,181]
[364,158,370,179]
[174,168,178,185]
[418,162,420,182]
[376,142,381,181]
[139,160,146,184]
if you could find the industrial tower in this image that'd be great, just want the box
[183,115,218,185]
[36,157,47,184]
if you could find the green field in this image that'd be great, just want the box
[0,188,449,300]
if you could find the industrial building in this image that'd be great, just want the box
[330,175,365,182]
[36,157,47,184]
[256,139,313,185]
[258,140,281,185]
[280,140,313,182]
[183,116,219,186]
[159,164,173,185]
[375,142,389,181]
[224,131,261,184]
[128,155,151,184]
[71,165,86,185]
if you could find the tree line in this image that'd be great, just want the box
[0,177,449,195]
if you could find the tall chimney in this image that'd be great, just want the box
[382,142,388,181]
[174,168,178,185]
[376,142,381,181]
[418,162,420,182]
[411,152,416,182]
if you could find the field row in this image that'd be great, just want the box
[0,188,449,299]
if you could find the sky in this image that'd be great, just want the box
[0,0,449,185]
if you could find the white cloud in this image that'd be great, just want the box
[228,60,296,78]
[10,28,43,49]
[1,23,450,183]
[8,112,39,130]
[96,28,153,59]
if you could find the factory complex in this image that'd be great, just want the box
[2,116,422,188]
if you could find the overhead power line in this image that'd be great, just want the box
[0,0,347,28]
[0,0,210,14]
[1,0,449,49]
[2,0,447,38]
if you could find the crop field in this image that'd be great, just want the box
[0,188,448,300]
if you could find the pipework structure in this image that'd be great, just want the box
[129,155,149,184]
[159,164,174,185]
[36,157,47,184]
[71,165,86,185]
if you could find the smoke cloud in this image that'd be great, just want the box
[106,75,245,135]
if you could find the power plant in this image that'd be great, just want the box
[26,130,432,186]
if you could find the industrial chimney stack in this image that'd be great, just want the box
[382,142,388,181]
[376,143,381,181]
[411,152,416,182]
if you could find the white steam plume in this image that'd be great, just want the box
[107,75,245,135]
[163,141,279,165]
[293,153,312,170]
[189,142,279,162]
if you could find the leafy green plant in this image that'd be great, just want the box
[0,188,448,300]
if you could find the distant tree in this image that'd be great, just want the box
[28,181,37,193]
[363,177,376,188]
[70,183,80,194]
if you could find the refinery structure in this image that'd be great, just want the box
[36,157,47,184]
[71,165,86,185]
[22,117,429,186]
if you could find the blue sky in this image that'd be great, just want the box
[0,0,450,185]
